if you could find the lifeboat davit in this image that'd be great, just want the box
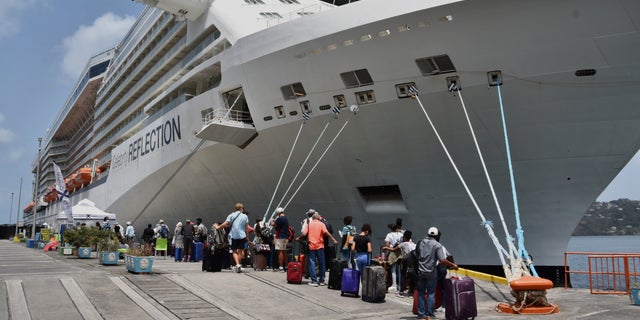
[23,201,34,213]
[74,168,92,187]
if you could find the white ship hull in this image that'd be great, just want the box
[51,0,640,280]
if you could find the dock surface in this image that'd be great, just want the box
[0,240,636,319]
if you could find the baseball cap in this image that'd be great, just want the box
[428,227,439,237]
[275,207,284,214]
[306,209,316,216]
[126,221,131,225]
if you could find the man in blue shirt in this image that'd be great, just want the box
[214,203,249,273]
[270,207,289,272]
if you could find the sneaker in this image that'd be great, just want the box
[435,307,445,313]
[388,286,397,292]
[308,282,318,287]
[395,292,403,298]
[318,282,326,286]
[236,264,243,273]
[232,265,237,273]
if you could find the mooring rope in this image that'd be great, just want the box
[496,81,538,277]
[454,89,520,274]
[409,86,508,267]
[282,107,357,211]
[263,118,306,223]
[269,109,340,221]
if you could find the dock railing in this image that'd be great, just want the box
[564,251,640,294]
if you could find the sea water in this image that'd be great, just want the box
[566,235,640,288]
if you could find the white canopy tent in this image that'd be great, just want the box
[69,199,116,221]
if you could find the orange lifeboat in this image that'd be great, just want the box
[23,201,35,213]
[74,167,92,187]
[67,174,77,191]
[44,187,58,202]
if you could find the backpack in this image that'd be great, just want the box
[209,228,228,249]
[287,225,295,242]
[260,224,275,239]
[160,225,168,238]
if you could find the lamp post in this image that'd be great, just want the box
[9,192,14,228]
[15,177,22,236]
[31,138,42,240]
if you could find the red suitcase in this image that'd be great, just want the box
[287,260,303,283]
[412,282,443,314]
[444,277,477,320]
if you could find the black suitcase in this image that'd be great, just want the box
[361,266,386,303]
[328,258,348,290]
[202,246,222,272]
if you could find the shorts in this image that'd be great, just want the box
[231,238,247,251]
[274,238,288,251]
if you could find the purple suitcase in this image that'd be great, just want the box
[444,277,477,320]
[340,268,360,296]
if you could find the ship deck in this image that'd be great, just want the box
[0,240,636,320]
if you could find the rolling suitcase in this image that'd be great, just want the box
[361,266,386,303]
[202,247,222,272]
[444,277,477,320]
[328,258,348,290]
[174,247,183,262]
[192,242,203,262]
[253,251,268,270]
[412,283,443,315]
[340,268,360,296]
[287,242,303,284]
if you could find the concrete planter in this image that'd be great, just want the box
[99,252,119,265]
[77,247,92,258]
[124,255,154,273]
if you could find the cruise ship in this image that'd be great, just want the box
[26,0,640,283]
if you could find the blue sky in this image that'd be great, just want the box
[0,0,638,225]
[0,0,143,225]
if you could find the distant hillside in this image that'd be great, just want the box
[572,198,640,236]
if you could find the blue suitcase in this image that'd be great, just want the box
[192,242,203,262]
[341,268,360,296]
[174,247,183,262]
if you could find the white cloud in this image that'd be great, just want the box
[0,0,34,40]
[0,113,14,143]
[61,12,136,79]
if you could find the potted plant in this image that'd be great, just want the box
[97,230,120,265]
[631,282,640,305]
[62,226,99,258]
[124,244,155,273]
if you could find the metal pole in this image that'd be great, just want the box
[15,177,22,236]
[9,192,13,229]
[31,138,42,240]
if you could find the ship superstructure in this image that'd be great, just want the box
[28,0,640,282]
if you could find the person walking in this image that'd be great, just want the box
[270,207,289,272]
[299,212,338,286]
[182,219,195,262]
[351,224,372,281]
[414,227,458,320]
[214,202,250,273]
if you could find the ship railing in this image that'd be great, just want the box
[203,109,252,126]
[264,3,334,27]
[564,251,640,294]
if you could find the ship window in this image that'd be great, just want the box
[340,69,374,88]
[416,54,456,76]
[575,69,596,77]
[263,116,273,121]
[274,106,285,118]
[260,12,283,19]
[357,185,408,214]
[333,95,347,108]
[395,83,416,99]
[319,105,331,111]
[280,82,307,100]
[280,0,299,3]
[300,100,311,114]
[289,111,298,116]
[245,0,265,4]
[355,90,375,105]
